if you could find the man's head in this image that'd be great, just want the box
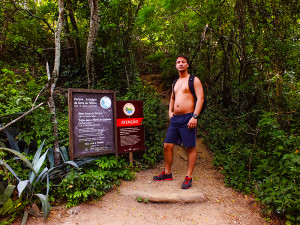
[176,54,189,73]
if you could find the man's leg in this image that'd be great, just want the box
[153,143,175,181]
[186,147,197,177]
[181,147,197,189]
[164,143,175,174]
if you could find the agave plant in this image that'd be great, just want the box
[0,140,80,223]
[0,140,50,222]
[2,126,30,155]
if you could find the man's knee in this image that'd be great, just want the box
[164,143,174,151]
[187,147,196,154]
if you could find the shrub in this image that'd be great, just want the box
[203,108,300,224]
[56,156,134,208]
[120,75,168,167]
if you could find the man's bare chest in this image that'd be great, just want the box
[174,80,191,96]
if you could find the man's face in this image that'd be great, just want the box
[176,57,189,72]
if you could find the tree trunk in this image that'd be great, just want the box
[48,0,64,166]
[86,0,100,89]
[65,0,81,61]
[122,0,144,89]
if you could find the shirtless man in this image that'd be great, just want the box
[153,54,204,189]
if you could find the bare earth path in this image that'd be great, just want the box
[27,138,270,225]
[26,75,273,225]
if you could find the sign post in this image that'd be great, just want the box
[68,89,117,160]
[116,101,145,163]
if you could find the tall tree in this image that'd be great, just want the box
[86,0,100,89]
[65,0,81,61]
[48,0,64,165]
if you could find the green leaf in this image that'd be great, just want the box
[0,141,6,147]
[0,159,21,182]
[60,146,69,162]
[32,140,45,166]
[0,185,15,205]
[34,194,50,222]
[30,149,48,184]
[17,180,30,197]
[63,161,80,169]
[0,148,36,175]
[3,128,20,152]
[48,147,54,169]
[285,220,292,225]
[33,167,48,186]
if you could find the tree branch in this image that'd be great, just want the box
[0,103,44,133]
[10,0,55,33]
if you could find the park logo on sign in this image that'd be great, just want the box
[123,103,135,116]
[100,96,112,109]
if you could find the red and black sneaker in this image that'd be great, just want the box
[181,176,192,189]
[153,171,173,181]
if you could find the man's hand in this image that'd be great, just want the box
[188,117,197,129]
[169,112,174,119]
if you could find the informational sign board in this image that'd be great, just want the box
[116,101,145,154]
[68,89,117,160]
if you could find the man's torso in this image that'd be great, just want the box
[173,76,195,115]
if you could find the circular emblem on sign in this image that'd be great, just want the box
[100,96,112,109]
[123,103,135,116]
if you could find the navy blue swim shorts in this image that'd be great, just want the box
[164,113,197,148]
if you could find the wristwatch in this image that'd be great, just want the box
[192,114,198,119]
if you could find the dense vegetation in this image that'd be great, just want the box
[0,0,299,224]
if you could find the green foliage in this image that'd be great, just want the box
[121,76,168,167]
[0,184,15,205]
[0,142,51,222]
[0,68,36,118]
[0,197,27,224]
[203,108,300,223]
[57,156,134,208]
[1,0,299,223]
[253,113,300,223]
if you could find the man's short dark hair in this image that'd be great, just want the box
[176,54,189,64]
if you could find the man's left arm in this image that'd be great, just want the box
[187,77,204,129]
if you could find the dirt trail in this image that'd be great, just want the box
[26,74,272,225]
[27,137,270,225]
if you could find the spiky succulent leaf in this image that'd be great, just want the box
[0,185,15,205]
[32,140,45,166]
[34,194,50,222]
[63,161,79,169]
[3,128,20,152]
[17,180,30,197]
[32,168,49,197]
[0,159,21,182]
[59,146,69,162]
[48,160,80,179]
[29,150,48,184]
[0,148,35,174]
[48,147,54,169]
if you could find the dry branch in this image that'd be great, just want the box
[0,103,44,133]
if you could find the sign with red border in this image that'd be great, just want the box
[116,101,145,154]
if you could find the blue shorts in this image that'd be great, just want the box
[164,113,197,148]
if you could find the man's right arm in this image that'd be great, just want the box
[169,92,175,119]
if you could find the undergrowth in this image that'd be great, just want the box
[201,104,300,225]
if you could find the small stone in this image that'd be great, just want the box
[31,203,40,214]
[67,206,81,216]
